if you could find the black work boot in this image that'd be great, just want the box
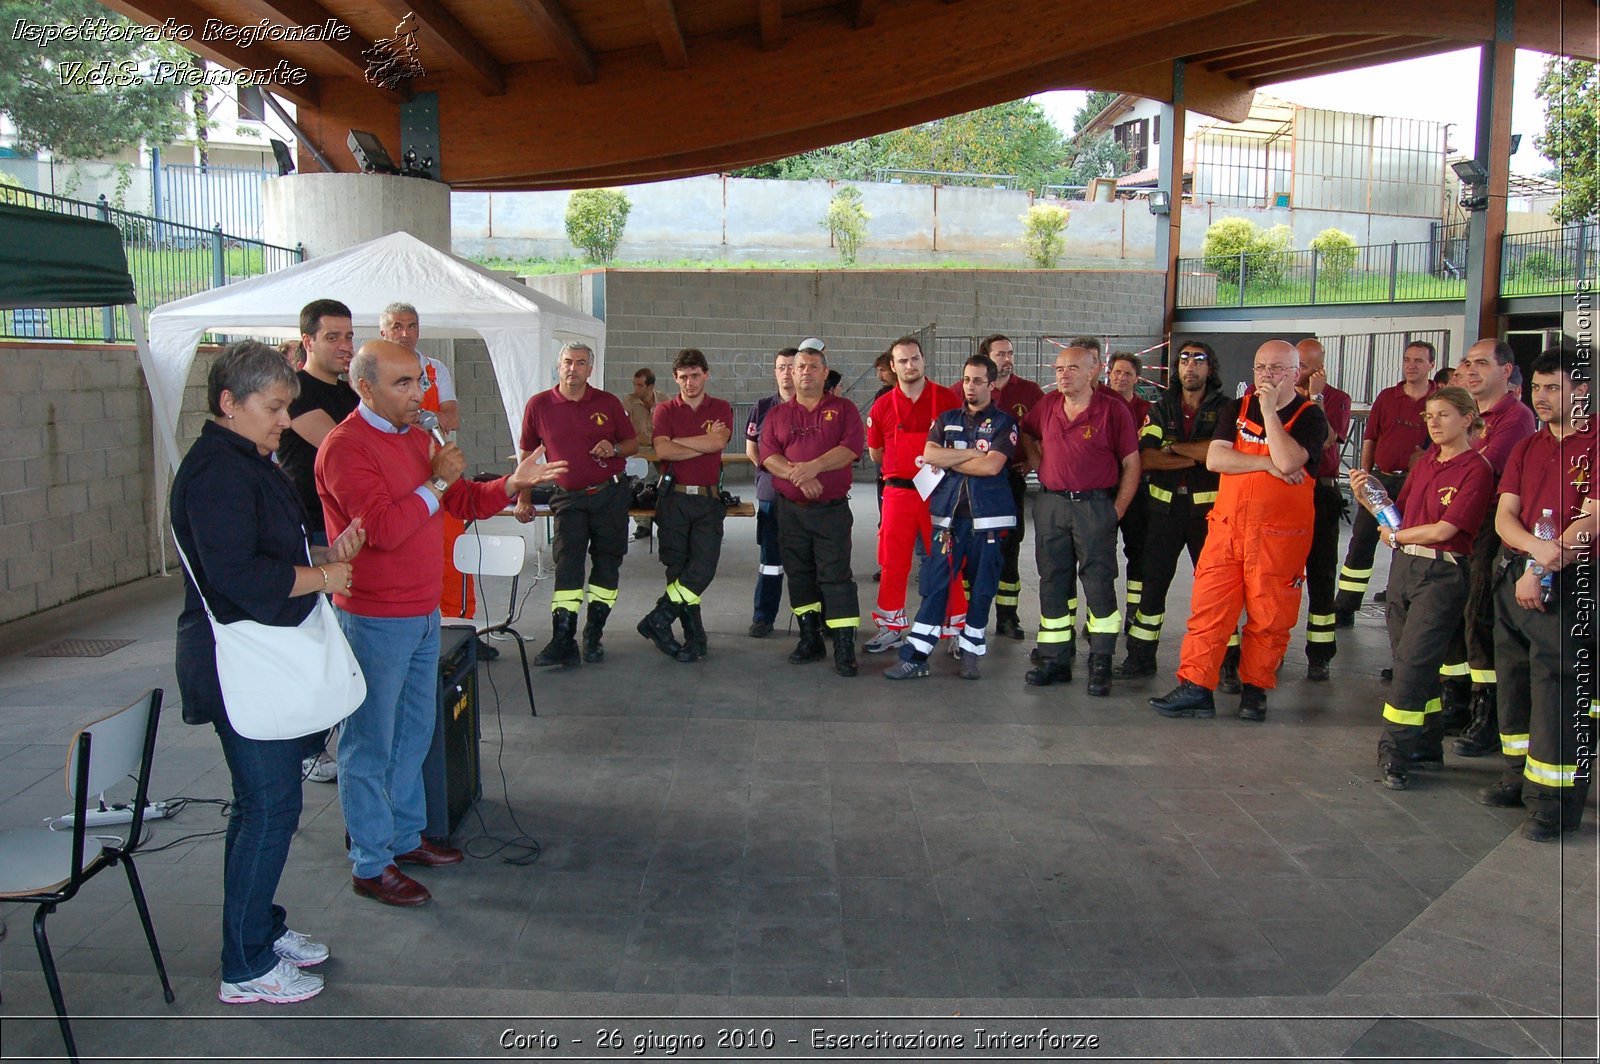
[581,602,611,663]
[675,604,708,663]
[1238,684,1267,722]
[1439,678,1473,735]
[832,630,858,677]
[532,608,581,667]
[1521,806,1562,843]
[637,596,684,658]
[1025,654,1073,687]
[1150,680,1215,718]
[1478,778,1524,808]
[1218,645,1242,694]
[994,607,1024,640]
[1113,642,1158,679]
[788,613,826,664]
[1451,687,1499,757]
[1086,653,1113,697]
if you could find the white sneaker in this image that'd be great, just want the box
[864,628,905,654]
[219,958,324,1004]
[302,753,338,784]
[273,928,330,967]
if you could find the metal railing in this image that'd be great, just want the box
[2,184,303,343]
[1501,222,1598,297]
[1177,235,1468,309]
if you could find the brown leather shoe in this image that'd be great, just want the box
[352,865,431,906]
[395,838,464,867]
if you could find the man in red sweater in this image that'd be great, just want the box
[317,341,564,908]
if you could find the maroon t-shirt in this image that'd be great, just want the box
[1499,423,1598,535]
[1396,447,1495,556]
[1313,385,1352,478]
[518,386,636,490]
[1365,381,1436,474]
[758,394,866,503]
[1473,392,1537,476]
[652,394,735,487]
[993,374,1046,425]
[1020,388,1138,492]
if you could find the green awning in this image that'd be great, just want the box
[0,203,136,309]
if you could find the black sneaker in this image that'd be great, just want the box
[1150,681,1215,718]
[1239,684,1267,722]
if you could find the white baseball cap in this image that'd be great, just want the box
[798,337,826,352]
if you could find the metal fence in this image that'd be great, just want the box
[1502,222,1599,296]
[2,184,303,343]
[1177,234,1469,309]
[156,164,275,242]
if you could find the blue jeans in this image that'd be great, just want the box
[335,609,440,879]
[752,498,785,624]
[212,714,320,982]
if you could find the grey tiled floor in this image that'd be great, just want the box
[1,493,1595,1061]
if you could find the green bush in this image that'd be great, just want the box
[1201,217,1292,288]
[1514,249,1566,281]
[1019,202,1071,268]
[564,188,631,262]
[820,186,869,265]
[1310,227,1358,284]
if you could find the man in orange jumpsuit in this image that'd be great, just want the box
[1150,339,1329,722]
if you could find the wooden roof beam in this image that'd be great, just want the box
[1243,41,1466,85]
[96,0,319,108]
[512,0,598,83]
[235,0,407,100]
[643,0,690,68]
[373,0,505,95]
[758,0,784,50]
[1187,35,1319,63]
[1227,35,1436,79]
[853,0,882,28]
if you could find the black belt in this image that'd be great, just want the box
[1047,487,1113,500]
[780,495,846,509]
[670,484,717,496]
[884,477,917,490]
[557,473,625,496]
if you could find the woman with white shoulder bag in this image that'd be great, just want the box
[171,340,367,1005]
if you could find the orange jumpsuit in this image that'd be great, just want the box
[423,360,475,620]
[1176,398,1316,691]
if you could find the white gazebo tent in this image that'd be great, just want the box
[139,230,606,475]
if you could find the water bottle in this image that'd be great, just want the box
[1353,474,1402,532]
[1533,508,1558,598]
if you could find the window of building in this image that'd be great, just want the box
[238,85,266,123]
[1113,118,1149,172]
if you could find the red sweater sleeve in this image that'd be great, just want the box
[444,476,514,521]
[316,421,433,553]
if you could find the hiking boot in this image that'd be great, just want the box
[882,658,930,681]
[532,609,581,667]
[1150,681,1215,718]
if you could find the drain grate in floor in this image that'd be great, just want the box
[26,638,136,658]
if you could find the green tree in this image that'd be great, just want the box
[1310,227,1358,284]
[820,186,869,264]
[0,0,193,159]
[1019,203,1070,267]
[1534,57,1598,223]
[564,188,631,261]
[1202,217,1292,287]
[1072,90,1119,135]
[1060,132,1127,186]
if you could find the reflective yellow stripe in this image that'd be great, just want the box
[551,589,583,610]
[1136,610,1165,626]
[1337,580,1369,592]
[1501,733,1529,755]
[1086,611,1122,634]
[586,584,619,607]
[1127,580,1143,592]
[1140,423,1164,441]
[1525,756,1578,787]
[1383,702,1427,726]
[793,602,822,616]
[1306,631,1336,643]
[1341,565,1374,579]
[1227,633,1240,648]
[1308,613,1335,626]
[995,593,1020,606]
[1421,697,1442,716]
[1148,484,1175,504]
[824,616,859,630]
[666,580,700,606]
[1038,615,1073,644]
[1438,662,1470,677]
[1470,669,1497,685]
[999,580,1022,592]
[1128,625,1161,643]
[1192,491,1218,504]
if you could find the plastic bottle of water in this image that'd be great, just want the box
[1533,508,1558,598]
[1354,475,1402,532]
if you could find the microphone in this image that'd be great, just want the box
[418,409,448,446]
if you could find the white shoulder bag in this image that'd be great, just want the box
[173,537,366,741]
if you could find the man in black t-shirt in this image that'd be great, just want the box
[277,299,358,545]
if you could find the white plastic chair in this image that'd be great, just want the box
[0,689,173,1062]
[453,531,537,715]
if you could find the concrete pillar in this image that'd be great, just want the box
[261,173,450,259]
[1157,60,1187,343]
[1464,0,1516,342]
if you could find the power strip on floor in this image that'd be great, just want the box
[56,801,171,828]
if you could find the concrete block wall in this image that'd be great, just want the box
[0,344,158,625]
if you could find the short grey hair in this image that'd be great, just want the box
[379,301,418,327]
[208,340,299,417]
[559,341,594,361]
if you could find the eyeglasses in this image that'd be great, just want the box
[1177,352,1209,363]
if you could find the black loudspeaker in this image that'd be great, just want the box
[423,626,480,841]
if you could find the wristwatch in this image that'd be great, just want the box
[430,476,449,494]
[1312,393,1325,403]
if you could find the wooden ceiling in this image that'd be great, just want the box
[98,0,1598,189]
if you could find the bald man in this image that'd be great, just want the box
[317,341,566,907]
[1151,340,1329,722]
